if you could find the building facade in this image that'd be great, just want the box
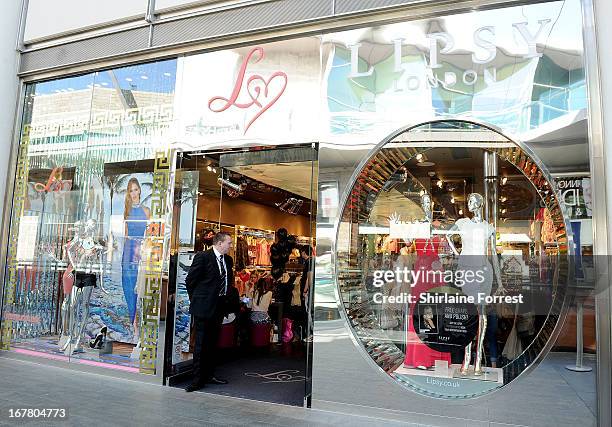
[0,0,610,425]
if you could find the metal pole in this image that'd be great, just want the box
[484,151,490,222]
[566,298,593,372]
[483,151,498,225]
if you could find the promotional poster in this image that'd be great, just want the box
[88,172,154,344]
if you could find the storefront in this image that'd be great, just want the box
[0,0,605,424]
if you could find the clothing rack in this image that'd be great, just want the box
[235,226,275,270]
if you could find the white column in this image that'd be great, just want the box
[587,0,612,425]
[592,3,612,233]
[0,1,23,220]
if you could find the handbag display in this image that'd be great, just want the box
[379,307,399,329]
[502,304,523,360]
[516,311,536,335]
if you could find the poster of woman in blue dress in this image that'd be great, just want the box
[87,173,153,345]
[122,177,151,335]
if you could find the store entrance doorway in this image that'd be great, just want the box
[165,144,317,407]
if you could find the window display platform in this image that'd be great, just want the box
[394,363,503,383]
[393,364,504,398]
[10,336,139,372]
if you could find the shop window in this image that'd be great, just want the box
[1,59,177,375]
[335,120,572,398]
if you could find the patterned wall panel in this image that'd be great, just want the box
[139,149,174,374]
[0,125,31,350]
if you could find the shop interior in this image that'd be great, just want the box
[166,145,317,406]
[368,146,554,374]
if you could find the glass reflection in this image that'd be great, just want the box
[335,121,570,398]
[1,59,177,375]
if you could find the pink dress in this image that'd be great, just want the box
[403,237,452,368]
[256,240,271,265]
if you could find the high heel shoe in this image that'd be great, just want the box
[89,326,108,349]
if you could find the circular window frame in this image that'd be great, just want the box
[332,119,574,400]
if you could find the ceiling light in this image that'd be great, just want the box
[101,82,109,86]
[458,209,463,215]
[501,208,507,214]
[501,177,508,185]
[501,196,507,202]
[437,180,443,188]
[416,153,423,161]
[451,197,455,204]
[212,168,217,173]
[141,75,148,80]
[125,77,133,82]
[163,72,172,77]
[207,166,212,172]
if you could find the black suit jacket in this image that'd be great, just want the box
[185,249,234,319]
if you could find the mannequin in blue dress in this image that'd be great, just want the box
[122,177,150,338]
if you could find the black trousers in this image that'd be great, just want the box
[191,312,223,384]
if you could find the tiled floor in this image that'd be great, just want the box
[0,354,417,427]
[0,351,598,426]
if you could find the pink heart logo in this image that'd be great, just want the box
[244,72,287,132]
[208,47,288,134]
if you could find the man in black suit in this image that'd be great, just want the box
[185,231,234,392]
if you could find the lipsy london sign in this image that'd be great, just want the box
[347,19,552,90]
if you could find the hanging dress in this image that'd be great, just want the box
[403,237,452,368]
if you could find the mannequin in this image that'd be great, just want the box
[446,193,503,375]
[58,220,84,349]
[61,219,108,355]
[403,193,451,369]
